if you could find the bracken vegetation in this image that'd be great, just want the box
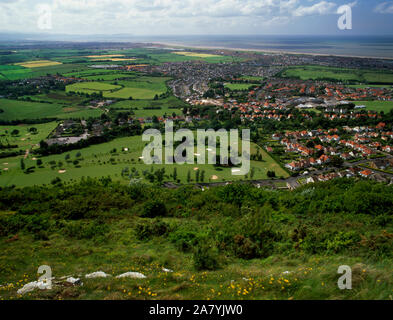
[0,178,392,300]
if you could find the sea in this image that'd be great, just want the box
[132,35,393,59]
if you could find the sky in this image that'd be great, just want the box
[0,0,392,36]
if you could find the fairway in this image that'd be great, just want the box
[0,122,58,152]
[354,101,393,113]
[0,135,289,187]
[15,60,62,68]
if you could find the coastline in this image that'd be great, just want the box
[150,41,393,61]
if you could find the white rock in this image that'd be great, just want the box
[162,268,173,273]
[66,277,83,286]
[116,272,146,279]
[17,280,52,295]
[85,271,111,279]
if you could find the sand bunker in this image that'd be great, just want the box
[58,170,66,174]
[211,175,218,180]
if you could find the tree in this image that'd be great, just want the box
[11,129,19,136]
[196,169,200,183]
[201,170,205,182]
[173,168,178,181]
[187,170,191,183]
[29,127,38,134]
[20,159,25,171]
[267,171,276,178]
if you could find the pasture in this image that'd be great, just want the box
[281,65,393,84]
[109,95,187,117]
[0,99,102,121]
[66,82,122,95]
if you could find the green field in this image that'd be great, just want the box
[0,135,289,187]
[110,96,187,118]
[281,65,393,84]
[66,76,170,100]
[24,91,87,105]
[354,101,393,113]
[0,122,58,152]
[0,99,102,121]
[224,83,258,91]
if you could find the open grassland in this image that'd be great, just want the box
[0,64,90,80]
[24,91,87,106]
[0,135,289,187]
[85,55,125,59]
[66,76,170,100]
[281,65,393,84]
[225,83,259,91]
[81,72,139,81]
[15,60,62,68]
[110,95,187,118]
[354,101,393,113]
[66,82,122,95]
[63,69,126,78]
[0,179,391,300]
[0,99,102,122]
[0,122,58,152]
[225,83,258,91]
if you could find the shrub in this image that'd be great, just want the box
[142,200,167,218]
[193,243,219,271]
[63,221,109,240]
[169,229,199,252]
[135,219,169,241]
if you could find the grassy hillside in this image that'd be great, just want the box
[0,179,392,300]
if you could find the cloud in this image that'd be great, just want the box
[0,0,362,35]
[293,1,337,17]
[374,1,393,14]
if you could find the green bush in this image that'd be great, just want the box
[63,221,109,240]
[169,229,199,252]
[135,219,169,241]
[193,243,219,271]
[142,200,167,218]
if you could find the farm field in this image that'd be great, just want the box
[0,99,102,121]
[15,60,62,68]
[174,51,222,58]
[109,95,187,117]
[24,91,87,105]
[65,76,170,100]
[0,135,289,187]
[66,82,122,95]
[281,65,393,84]
[354,100,393,113]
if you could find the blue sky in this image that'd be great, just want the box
[0,0,392,35]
